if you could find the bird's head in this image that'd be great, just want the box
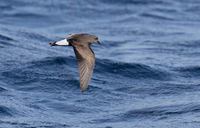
[49,33,100,46]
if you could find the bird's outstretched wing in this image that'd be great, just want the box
[73,46,95,91]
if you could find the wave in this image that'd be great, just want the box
[29,56,75,66]
[0,86,7,92]
[0,106,14,117]
[1,57,170,92]
[140,12,175,21]
[95,59,170,80]
[1,57,79,91]
[0,120,70,128]
[100,0,169,5]
[92,103,200,123]
[150,83,200,95]
[176,40,200,48]
[3,57,169,81]
[0,34,15,48]
[0,34,14,41]
[17,30,51,42]
[114,82,200,96]
[8,12,46,18]
[174,66,200,77]
[122,103,200,120]
[0,40,15,48]
[0,4,12,10]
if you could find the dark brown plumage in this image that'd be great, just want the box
[49,33,100,91]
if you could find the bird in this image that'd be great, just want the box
[49,33,100,91]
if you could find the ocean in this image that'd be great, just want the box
[0,0,200,128]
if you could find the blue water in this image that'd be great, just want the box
[1,0,200,127]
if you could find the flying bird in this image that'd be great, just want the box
[49,33,100,91]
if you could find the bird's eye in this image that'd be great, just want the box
[73,39,78,42]
[67,38,78,43]
[67,39,73,43]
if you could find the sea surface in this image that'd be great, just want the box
[0,0,200,128]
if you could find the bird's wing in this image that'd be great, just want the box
[73,46,95,91]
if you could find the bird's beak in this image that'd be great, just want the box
[49,39,69,46]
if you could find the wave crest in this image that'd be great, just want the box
[96,59,169,80]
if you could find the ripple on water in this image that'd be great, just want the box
[96,59,170,80]
[175,66,200,77]
[0,34,15,47]
[0,86,7,92]
[1,56,79,92]
[122,103,200,120]
[92,103,200,123]
[0,106,14,117]
[0,34,14,41]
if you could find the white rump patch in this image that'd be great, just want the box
[55,39,69,46]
